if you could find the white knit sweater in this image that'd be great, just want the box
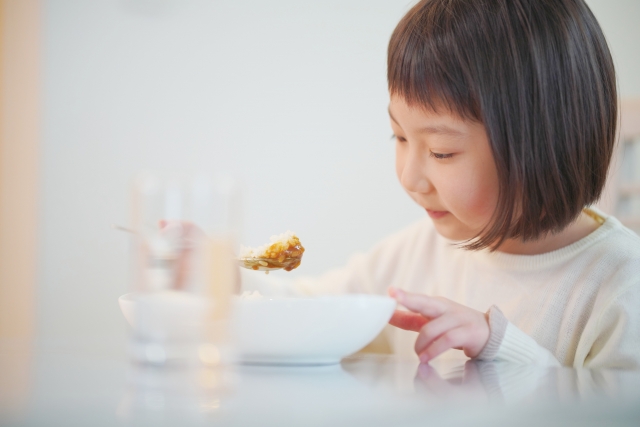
[242,210,640,369]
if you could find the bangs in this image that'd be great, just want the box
[387,0,483,122]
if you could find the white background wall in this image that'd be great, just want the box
[40,0,640,340]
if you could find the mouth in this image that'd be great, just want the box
[426,209,449,219]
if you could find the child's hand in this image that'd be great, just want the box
[158,220,204,290]
[388,287,490,363]
[158,220,241,293]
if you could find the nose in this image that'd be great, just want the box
[399,150,433,194]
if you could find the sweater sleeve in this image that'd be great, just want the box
[476,306,561,367]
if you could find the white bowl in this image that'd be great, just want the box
[232,295,396,365]
[119,292,395,365]
[119,291,211,341]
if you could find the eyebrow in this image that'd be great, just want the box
[388,108,465,137]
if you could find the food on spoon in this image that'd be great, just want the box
[239,231,305,271]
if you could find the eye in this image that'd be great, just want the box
[391,134,407,143]
[430,151,454,160]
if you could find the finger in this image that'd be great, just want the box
[414,314,462,355]
[419,327,467,363]
[389,310,429,332]
[415,363,439,382]
[158,220,184,236]
[393,289,448,318]
[414,364,457,397]
[173,246,192,290]
[158,220,187,232]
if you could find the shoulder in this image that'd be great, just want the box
[591,215,640,274]
[592,211,640,251]
[583,214,640,299]
[576,217,640,368]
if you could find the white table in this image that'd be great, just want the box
[1,338,639,426]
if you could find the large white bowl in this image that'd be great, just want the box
[119,291,211,341]
[119,292,395,365]
[232,295,396,365]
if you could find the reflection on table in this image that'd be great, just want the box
[1,339,639,427]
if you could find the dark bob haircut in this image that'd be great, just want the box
[388,0,617,250]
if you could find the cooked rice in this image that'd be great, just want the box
[239,290,265,300]
[239,231,299,259]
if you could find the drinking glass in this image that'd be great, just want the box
[128,171,241,366]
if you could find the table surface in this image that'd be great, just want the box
[1,337,640,427]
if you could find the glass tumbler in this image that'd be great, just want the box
[127,171,241,366]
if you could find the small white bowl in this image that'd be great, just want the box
[232,295,396,365]
[119,293,395,365]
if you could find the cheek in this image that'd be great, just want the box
[463,182,498,218]
[445,164,499,223]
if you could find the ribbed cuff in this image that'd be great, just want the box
[496,323,561,366]
[475,305,508,361]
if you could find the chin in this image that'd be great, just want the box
[431,220,475,242]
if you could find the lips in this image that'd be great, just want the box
[426,209,449,219]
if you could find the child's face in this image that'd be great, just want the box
[389,96,499,242]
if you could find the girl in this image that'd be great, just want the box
[244,0,640,369]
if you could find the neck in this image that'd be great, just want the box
[496,210,601,255]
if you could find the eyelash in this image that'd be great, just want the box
[430,152,454,160]
[392,134,454,159]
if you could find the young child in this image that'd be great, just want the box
[243,0,640,369]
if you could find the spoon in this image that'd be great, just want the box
[111,224,300,272]
[237,256,301,272]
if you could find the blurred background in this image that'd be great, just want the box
[1,0,639,346]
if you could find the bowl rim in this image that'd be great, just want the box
[234,294,396,303]
[119,292,396,304]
